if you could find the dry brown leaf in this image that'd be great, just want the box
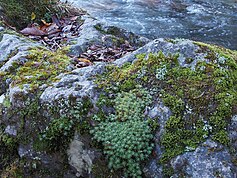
[20,27,46,36]
[76,58,93,68]
[78,58,92,64]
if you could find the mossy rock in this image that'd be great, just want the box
[94,39,237,176]
[1,46,71,92]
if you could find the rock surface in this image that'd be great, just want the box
[0,13,236,178]
[171,140,236,178]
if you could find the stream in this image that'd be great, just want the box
[67,0,237,49]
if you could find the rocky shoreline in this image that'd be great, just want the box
[0,10,236,178]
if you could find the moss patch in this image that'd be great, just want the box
[16,47,70,87]
[1,46,71,91]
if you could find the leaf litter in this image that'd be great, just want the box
[18,7,136,68]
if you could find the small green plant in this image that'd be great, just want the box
[92,120,153,177]
[161,93,185,116]
[39,117,74,151]
[0,126,18,173]
[37,97,93,151]
[114,90,152,121]
[0,132,17,151]
[91,91,154,177]
[156,64,167,80]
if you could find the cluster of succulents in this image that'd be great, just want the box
[91,91,154,177]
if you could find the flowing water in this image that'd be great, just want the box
[67,0,237,49]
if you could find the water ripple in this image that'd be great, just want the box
[66,0,237,49]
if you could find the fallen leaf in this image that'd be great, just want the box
[41,20,51,27]
[78,58,92,64]
[20,27,46,36]
[40,25,49,32]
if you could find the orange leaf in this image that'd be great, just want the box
[78,58,92,64]
[41,20,51,27]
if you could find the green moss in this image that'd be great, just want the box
[20,47,68,83]
[194,41,237,62]
[212,130,229,146]
[95,52,178,93]
[161,93,185,116]
[157,47,236,160]
[1,160,24,178]
[162,165,175,178]
[3,46,71,91]
[93,94,115,122]
[147,118,159,131]
[92,158,122,178]
[2,96,11,108]
[0,131,17,151]
[69,97,93,134]
[97,94,114,108]
[94,24,106,33]
[185,57,194,64]
[94,24,124,37]
[0,126,19,173]
[160,117,207,163]
[6,95,43,148]
[35,96,94,151]
[106,26,122,36]
[68,96,93,119]
[39,117,74,151]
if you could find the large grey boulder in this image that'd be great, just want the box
[0,13,236,177]
[67,133,97,177]
[39,38,237,177]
